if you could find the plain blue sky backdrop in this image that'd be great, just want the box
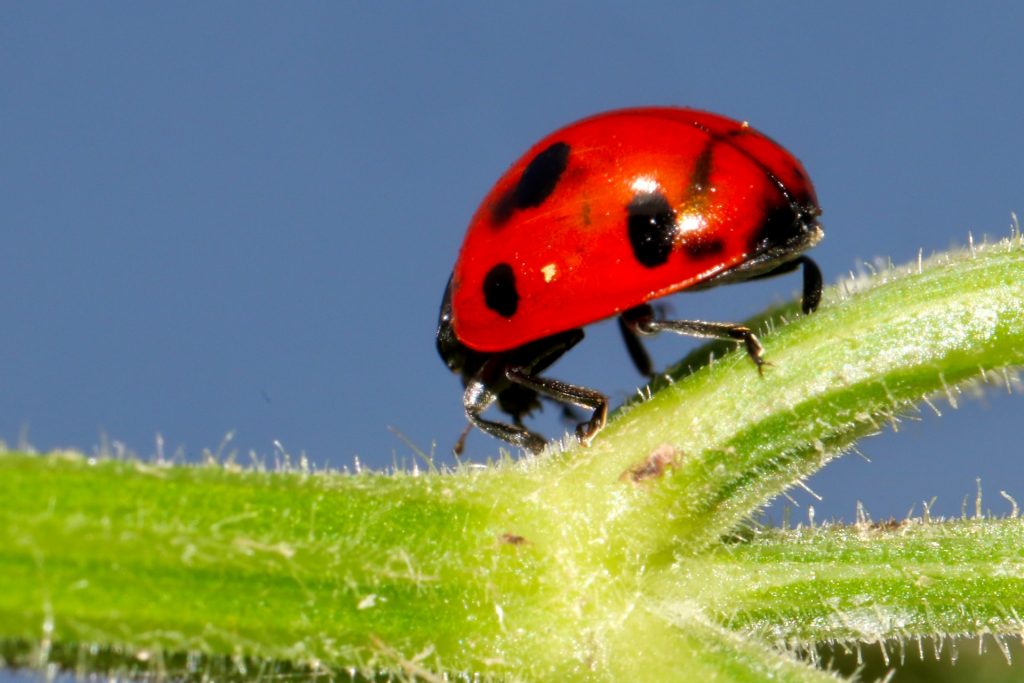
[2,2,1023,539]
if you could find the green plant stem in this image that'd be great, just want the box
[668,518,1024,646]
[577,241,1024,556]
[3,238,1024,680]
[0,452,842,681]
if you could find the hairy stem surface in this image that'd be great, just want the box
[3,238,1024,680]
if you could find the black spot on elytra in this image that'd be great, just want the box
[687,143,714,196]
[483,263,519,317]
[683,238,726,260]
[492,142,571,225]
[749,201,801,254]
[627,192,677,268]
[517,142,570,207]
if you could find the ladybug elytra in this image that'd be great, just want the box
[437,107,824,454]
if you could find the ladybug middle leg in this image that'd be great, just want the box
[620,303,766,372]
[463,329,608,453]
[618,256,824,377]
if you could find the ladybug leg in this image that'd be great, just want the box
[504,367,608,447]
[463,367,548,454]
[462,329,591,453]
[624,308,766,373]
[501,328,608,447]
[749,255,823,314]
[795,256,823,314]
[618,307,655,378]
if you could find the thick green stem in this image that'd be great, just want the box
[3,238,1024,680]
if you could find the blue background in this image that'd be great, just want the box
[2,2,1022,535]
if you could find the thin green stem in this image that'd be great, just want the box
[688,518,1024,646]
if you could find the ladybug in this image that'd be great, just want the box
[437,107,823,454]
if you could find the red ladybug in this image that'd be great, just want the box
[437,107,823,453]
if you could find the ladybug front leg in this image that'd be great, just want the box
[504,367,608,447]
[623,306,766,373]
[462,329,606,452]
[463,369,549,453]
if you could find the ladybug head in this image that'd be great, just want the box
[436,274,484,378]
[750,200,823,257]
